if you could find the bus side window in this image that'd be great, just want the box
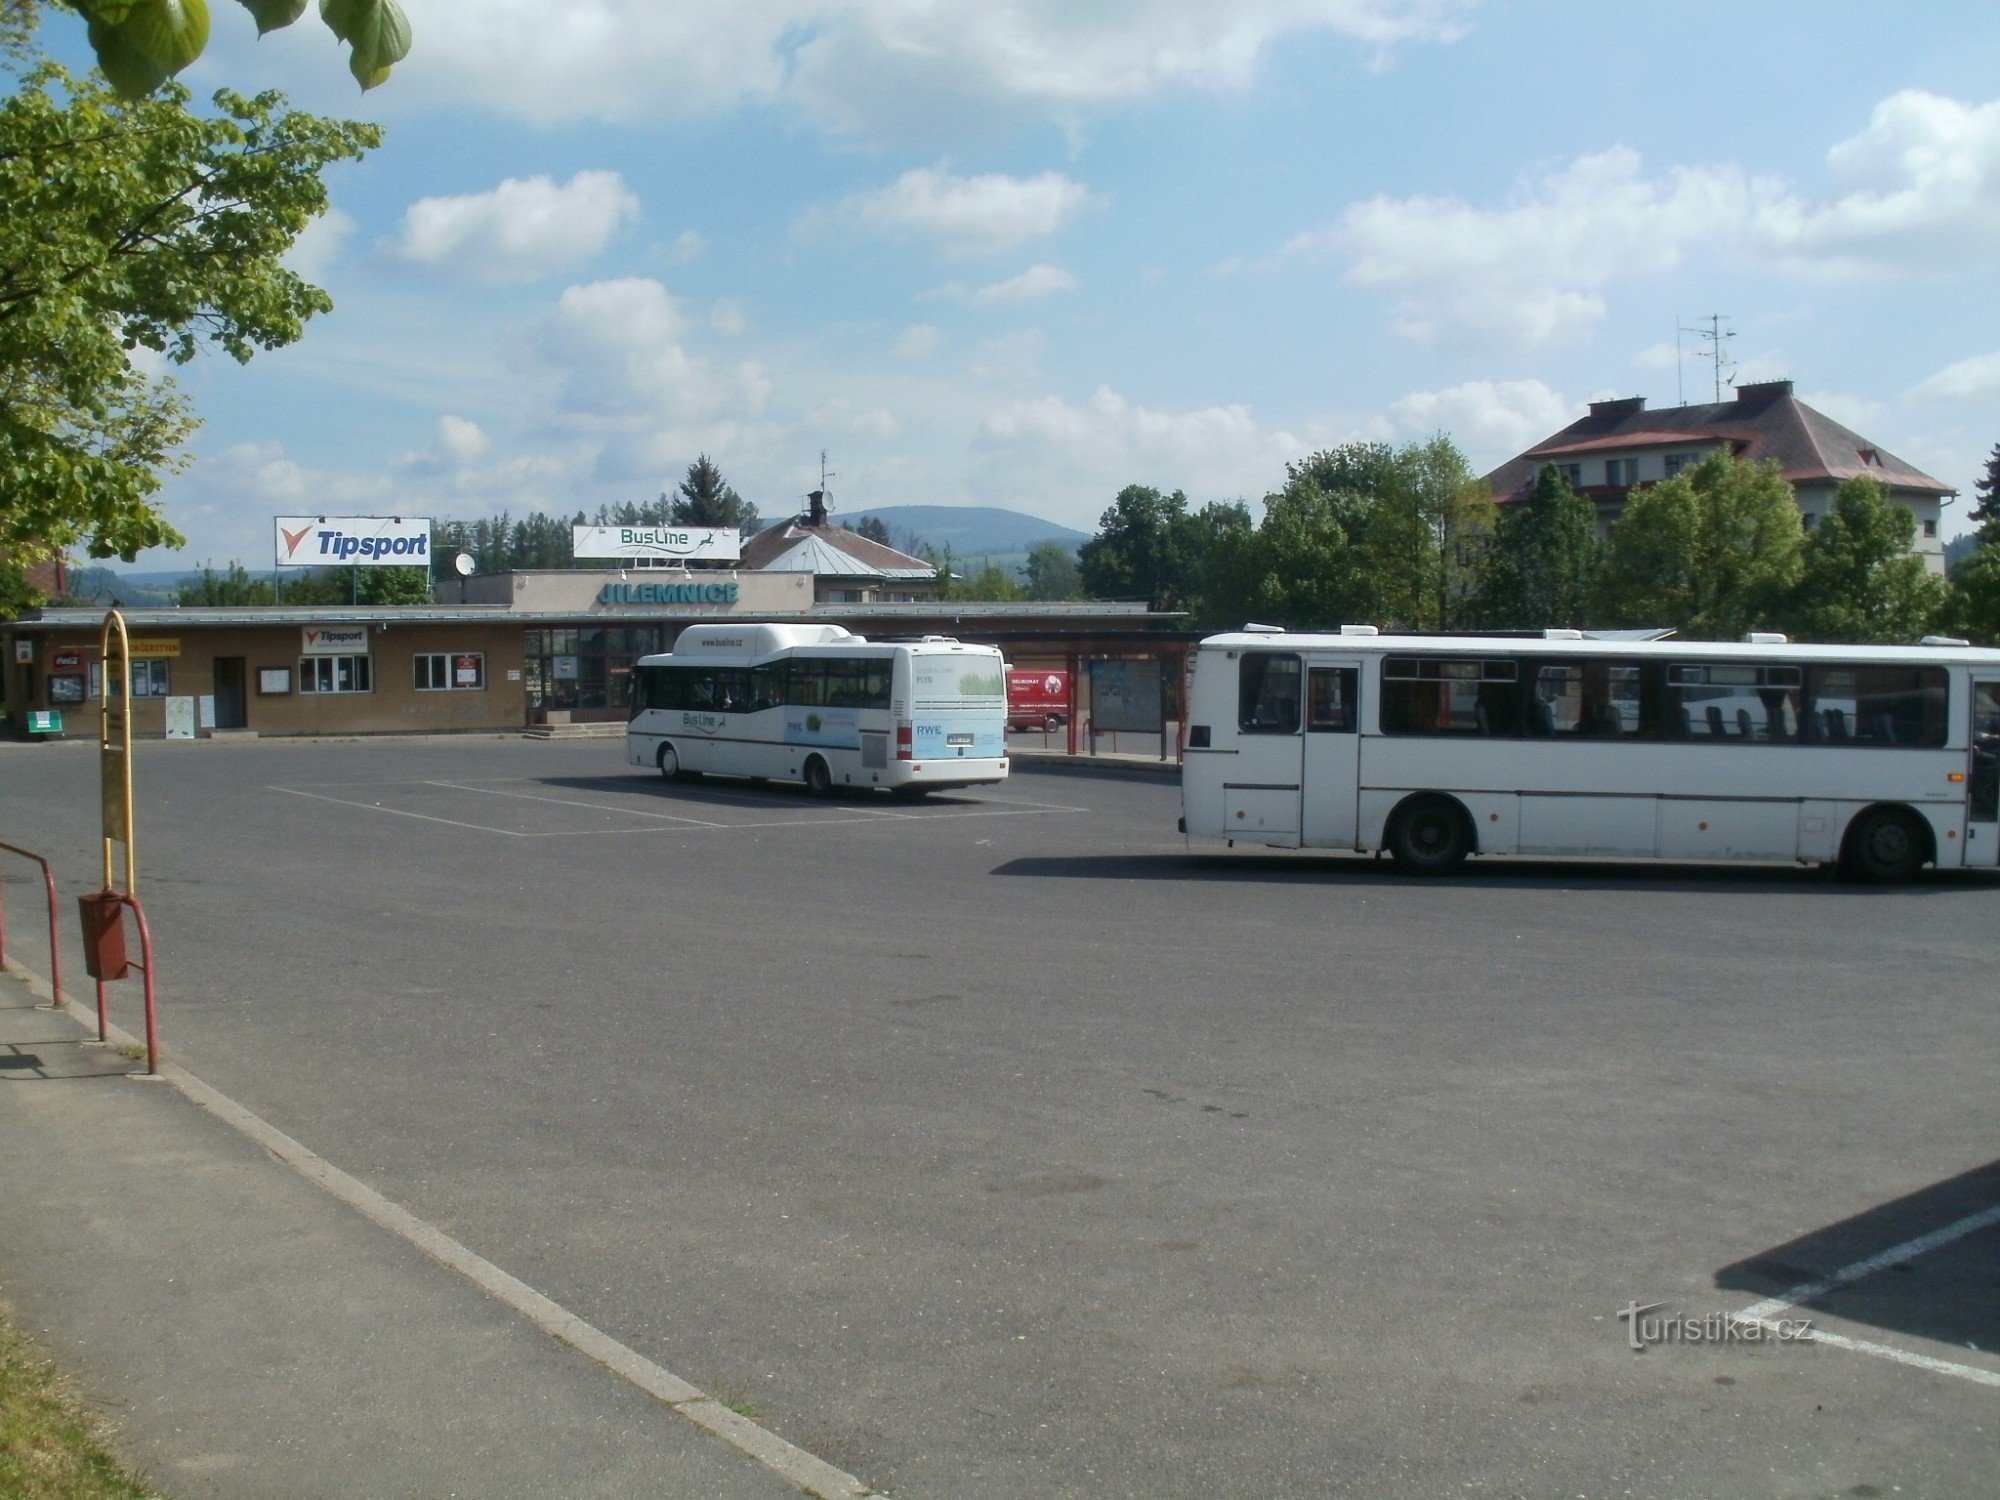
[1307,667,1356,733]
[1238,653,1301,734]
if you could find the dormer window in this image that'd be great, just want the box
[1859,448,1881,467]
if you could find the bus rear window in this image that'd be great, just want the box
[911,655,1005,705]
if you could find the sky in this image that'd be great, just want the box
[48,0,2000,571]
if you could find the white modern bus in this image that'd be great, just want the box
[1180,627,2000,881]
[626,624,1010,796]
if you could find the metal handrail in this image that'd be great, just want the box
[0,839,65,1008]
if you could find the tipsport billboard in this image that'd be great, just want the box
[275,516,433,568]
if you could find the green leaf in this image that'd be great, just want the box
[235,0,310,36]
[319,0,411,89]
[86,0,209,96]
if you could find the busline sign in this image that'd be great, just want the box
[275,516,432,568]
[571,525,741,562]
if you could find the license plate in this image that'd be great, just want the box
[947,732,973,746]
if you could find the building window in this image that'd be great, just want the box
[1923,518,1938,538]
[126,659,171,697]
[1664,453,1688,478]
[1559,463,1582,487]
[1606,458,1639,486]
[300,655,372,694]
[416,652,485,691]
[1802,512,1819,531]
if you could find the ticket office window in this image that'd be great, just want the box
[300,655,372,694]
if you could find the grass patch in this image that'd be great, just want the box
[0,1303,157,1499]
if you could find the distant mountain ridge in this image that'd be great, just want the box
[833,505,1088,555]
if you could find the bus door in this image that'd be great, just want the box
[1226,651,1304,846]
[1967,679,2000,867]
[1301,662,1363,850]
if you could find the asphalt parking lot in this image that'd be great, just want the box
[3,736,1997,1498]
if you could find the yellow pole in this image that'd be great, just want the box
[98,609,135,895]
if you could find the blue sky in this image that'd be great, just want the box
[56,1,2000,570]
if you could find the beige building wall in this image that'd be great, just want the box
[7,621,528,739]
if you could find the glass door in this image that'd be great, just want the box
[1968,680,1999,867]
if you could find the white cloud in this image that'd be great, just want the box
[286,207,356,283]
[828,167,1095,255]
[534,277,772,428]
[1264,89,2000,346]
[394,171,640,284]
[893,324,943,359]
[1775,91,2000,274]
[405,1,1472,132]
[1908,348,2000,403]
[976,385,1304,509]
[973,264,1080,304]
[1384,380,1575,472]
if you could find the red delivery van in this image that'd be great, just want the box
[1006,669,1069,731]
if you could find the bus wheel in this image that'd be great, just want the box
[1045,714,1062,733]
[1388,795,1472,876]
[804,756,834,798]
[1841,806,1927,884]
[657,743,699,783]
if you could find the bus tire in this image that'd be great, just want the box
[1840,805,1929,884]
[803,756,834,798]
[1045,714,1062,732]
[1388,795,1473,876]
[657,743,699,783]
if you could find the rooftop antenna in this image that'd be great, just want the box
[1678,312,1735,404]
[805,449,837,528]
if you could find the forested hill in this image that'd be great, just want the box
[836,506,1088,554]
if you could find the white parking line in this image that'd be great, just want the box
[419,780,730,827]
[1730,1202,2000,1390]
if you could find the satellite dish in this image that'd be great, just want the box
[453,552,475,577]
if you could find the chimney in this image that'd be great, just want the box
[806,489,828,527]
[1734,379,1794,405]
[1588,396,1647,420]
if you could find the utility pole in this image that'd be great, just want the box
[1678,313,1735,404]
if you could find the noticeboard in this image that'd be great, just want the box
[1090,659,1163,733]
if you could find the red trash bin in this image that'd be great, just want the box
[77,891,130,982]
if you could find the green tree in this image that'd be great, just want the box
[1353,435,1492,631]
[1475,463,1604,629]
[49,0,411,96]
[1022,540,1081,600]
[1078,485,1198,609]
[1205,439,1489,632]
[1949,523,2000,645]
[956,563,1028,602]
[177,561,276,605]
[1970,441,2000,525]
[1597,453,1803,638]
[854,515,894,547]
[1783,477,1947,643]
[0,52,378,574]
[670,455,760,536]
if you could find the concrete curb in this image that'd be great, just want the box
[1009,751,1180,782]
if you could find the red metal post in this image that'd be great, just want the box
[0,840,67,1009]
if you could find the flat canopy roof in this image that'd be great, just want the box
[11,601,1178,632]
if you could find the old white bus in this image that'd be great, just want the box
[1180,627,2000,881]
[626,624,1009,797]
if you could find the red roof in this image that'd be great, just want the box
[1486,381,1953,502]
